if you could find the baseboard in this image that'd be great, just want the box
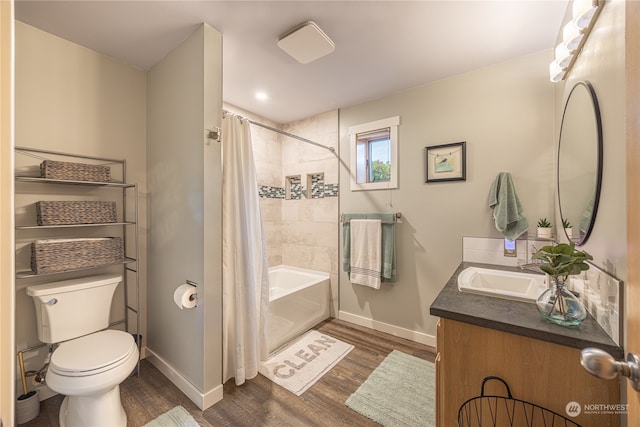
[337,311,436,348]
[145,348,223,410]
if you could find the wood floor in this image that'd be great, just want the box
[20,318,436,427]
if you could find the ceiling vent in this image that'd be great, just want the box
[277,21,335,64]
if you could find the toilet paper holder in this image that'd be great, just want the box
[185,280,198,302]
[173,280,198,310]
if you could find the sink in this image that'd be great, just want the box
[457,267,547,303]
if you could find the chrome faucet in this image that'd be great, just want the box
[518,262,544,274]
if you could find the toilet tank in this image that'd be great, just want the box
[26,274,122,343]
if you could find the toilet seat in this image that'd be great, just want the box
[50,330,136,377]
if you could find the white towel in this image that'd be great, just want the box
[350,219,382,289]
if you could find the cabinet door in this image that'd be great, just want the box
[439,319,620,427]
[435,320,442,426]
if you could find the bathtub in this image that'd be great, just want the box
[266,265,331,353]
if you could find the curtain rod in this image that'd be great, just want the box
[222,110,336,154]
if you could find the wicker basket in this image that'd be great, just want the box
[36,201,117,226]
[40,160,111,182]
[30,237,123,274]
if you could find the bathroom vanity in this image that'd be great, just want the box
[430,262,622,427]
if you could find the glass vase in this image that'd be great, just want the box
[536,277,587,326]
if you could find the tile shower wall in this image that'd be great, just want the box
[282,110,340,316]
[224,105,340,316]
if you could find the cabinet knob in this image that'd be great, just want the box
[581,347,640,391]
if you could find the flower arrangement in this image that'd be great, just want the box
[531,242,592,326]
[531,242,592,282]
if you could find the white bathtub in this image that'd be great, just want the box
[266,265,331,353]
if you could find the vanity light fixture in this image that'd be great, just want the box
[549,0,603,82]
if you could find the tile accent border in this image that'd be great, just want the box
[309,173,324,199]
[288,176,303,200]
[259,185,285,199]
[324,184,339,198]
[259,183,339,199]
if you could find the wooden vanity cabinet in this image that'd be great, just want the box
[436,318,621,427]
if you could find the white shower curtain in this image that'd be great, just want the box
[222,113,270,386]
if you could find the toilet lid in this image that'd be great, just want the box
[50,330,136,376]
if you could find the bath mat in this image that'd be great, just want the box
[143,405,199,427]
[346,350,435,426]
[259,329,354,396]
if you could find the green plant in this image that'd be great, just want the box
[371,160,391,182]
[562,218,572,228]
[537,217,552,228]
[531,242,592,282]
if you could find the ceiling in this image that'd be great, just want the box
[15,1,569,124]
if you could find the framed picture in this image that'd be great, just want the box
[425,141,466,183]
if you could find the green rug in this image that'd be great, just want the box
[143,406,200,427]
[346,350,435,426]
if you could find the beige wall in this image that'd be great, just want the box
[1,0,14,425]
[339,50,556,342]
[147,23,223,407]
[554,0,627,283]
[13,21,147,399]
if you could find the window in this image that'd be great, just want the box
[356,128,391,184]
[349,116,399,191]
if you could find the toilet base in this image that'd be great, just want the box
[59,385,127,427]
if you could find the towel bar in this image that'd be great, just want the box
[340,212,401,224]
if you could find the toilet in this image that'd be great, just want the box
[27,274,139,427]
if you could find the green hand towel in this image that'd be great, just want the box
[343,213,396,282]
[488,172,528,241]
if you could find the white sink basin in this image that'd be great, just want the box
[457,267,547,303]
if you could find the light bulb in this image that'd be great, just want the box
[563,21,583,51]
[555,43,573,69]
[549,61,566,83]
[573,0,597,30]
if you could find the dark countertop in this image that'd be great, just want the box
[430,261,624,359]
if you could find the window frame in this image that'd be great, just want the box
[349,116,399,191]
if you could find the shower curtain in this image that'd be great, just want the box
[222,113,270,386]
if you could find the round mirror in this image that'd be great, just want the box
[557,81,603,246]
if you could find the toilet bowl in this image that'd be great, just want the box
[26,274,138,426]
[46,330,139,427]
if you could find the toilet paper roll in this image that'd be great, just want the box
[173,284,197,309]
